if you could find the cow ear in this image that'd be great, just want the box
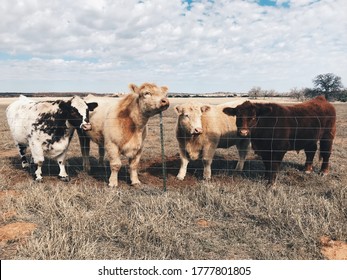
[129,84,139,94]
[59,101,70,111]
[223,107,237,116]
[201,105,211,113]
[174,105,182,115]
[87,102,98,111]
[256,105,272,116]
[161,86,168,94]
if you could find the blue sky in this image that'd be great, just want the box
[187,0,288,6]
[259,0,285,6]
[187,0,285,7]
[0,0,346,93]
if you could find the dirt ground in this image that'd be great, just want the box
[320,236,347,260]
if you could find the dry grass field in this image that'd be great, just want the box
[0,96,346,259]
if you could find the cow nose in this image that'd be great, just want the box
[81,122,92,131]
[239,129,249,137]
[161,98,169,107]
[192,127,203,135]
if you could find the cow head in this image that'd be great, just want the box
[129,83,170,117]
[175,103,211,136]
[61,96,98,130]
[223,101,272,137]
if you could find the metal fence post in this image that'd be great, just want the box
[159,112,167,192]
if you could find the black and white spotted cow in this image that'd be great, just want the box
[6,95,98,182]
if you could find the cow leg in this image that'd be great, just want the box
[262,157,272,184]
[17,143,29,168]
[29,142,45,181]
[77,129,91,173]
[32,157,44,182]
[106,143,121,187]
[129,149,142,187]
[304,142,317,174]
[319,138,333,175]
[202,158,213,180]
[263,152,285,186]
[234,138,250,172]
[177,148,189,180]
[34,161,44,182]
[98,145,105,166]
[202,143,217,180]
[56,152,70,182]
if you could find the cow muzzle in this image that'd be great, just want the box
[191,127,203,136]
[238,129,249,137]
[160,98,170,111]
[81,123,92,131]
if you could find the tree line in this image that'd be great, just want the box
[290,73,346,102]
[248,73,346,102]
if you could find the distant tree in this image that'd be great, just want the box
[263,89,278,98]
[304,87,319,99]
[248,86,262,99]
[289,87,305,101]
[335,88,347,102]
[312,73,343,100]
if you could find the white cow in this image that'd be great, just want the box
[6,95,98,181]
[175,101,250,180]
[78,83,170,187]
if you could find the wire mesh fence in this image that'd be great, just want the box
[1,98,346,190]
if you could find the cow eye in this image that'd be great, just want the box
[184,114,189,118]
[144,91,151,97]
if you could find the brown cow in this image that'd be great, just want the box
[77,83,169,187]
[223,96,336,186]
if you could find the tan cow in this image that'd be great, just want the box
[175,102,250,180]
[78,83,170,187]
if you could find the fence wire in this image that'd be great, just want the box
[2,107,346,189]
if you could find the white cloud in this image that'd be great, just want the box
[0,0,346,93]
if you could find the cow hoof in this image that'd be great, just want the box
[305,170,312,174]
[22,162,29,169]
[319,171,328,177]
[35,178,43,183]
[58,176,70,182]
[176,175,185,181]
[131,183,141,188]
[108,183,117,188]
[131,180,141,187]
[269,187,279,196]
[266,182,276,190]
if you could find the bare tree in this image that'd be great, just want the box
[263,89,278,98]
[248,86,262,99]
[289,87,305,101]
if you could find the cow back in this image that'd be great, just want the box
[203,104,239,148]
[252,96,336,152]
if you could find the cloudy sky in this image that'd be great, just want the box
[0,0,346,93]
